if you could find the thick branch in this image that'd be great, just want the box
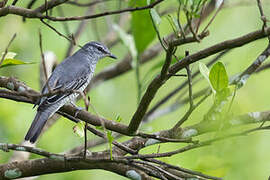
[127,32,209,134]
[0,158,152,180]
[1,27,270,137]
[0,0,164,21]
[169,27,270,75]
[0,76,129,135]
[232,43,270,86]
[127,27,270,134]
[34,0,68,13]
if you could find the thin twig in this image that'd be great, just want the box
[149,9,167,51]
[196,3,205,33]
[66,0,111,7]
[34,0,69,14]
[172,91,210,129]
[0,33,17,67]
[38,30,51,92]
[144,49,230,122]
[0,0,165,21]
[145,158,222,180]
[77,91,89,158]
[123,125,270,160]
[26,0,38,9]
[11,0,18,5]
[201,0,224,34]
[256,0,270,42]
[57,6,71,36]
[232,44,270,86]
[65,7,92,57]
[131,160,182,180]
[185,51,193,108]
[0,143,63,158]
[45,0,48,16]
[177,2,185,39]
[40,19,82,48]
[186,11,200,42]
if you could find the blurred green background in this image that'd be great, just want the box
[1,0,270,179]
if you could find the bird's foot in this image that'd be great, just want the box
[74,106,84,118]
[70,102,85,118]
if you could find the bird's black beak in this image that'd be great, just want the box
[108,53,117,59]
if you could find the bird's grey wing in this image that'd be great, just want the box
[37,75,89,111]
[36,52,91,109]
[26,76,89,143]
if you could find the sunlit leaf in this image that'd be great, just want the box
[0,58,34,68]
[209,62,228,92]
[198,62,215,93]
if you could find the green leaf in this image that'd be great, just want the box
[73,121,85,138]
[198,62,215,93]
[107,131,114,160]
[0,58,34,68]
[150,9,161,27]
[209,62,229,92]
[130,0,156,54]
[115,114,122,123]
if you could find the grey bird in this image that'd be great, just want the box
[25,41,116,143]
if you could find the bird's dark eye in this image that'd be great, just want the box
[97,46,103,52]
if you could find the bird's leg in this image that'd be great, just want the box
[70,101,84,118]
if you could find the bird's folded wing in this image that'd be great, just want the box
[37,75,89,110]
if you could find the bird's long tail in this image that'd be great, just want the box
[25,110,51,143]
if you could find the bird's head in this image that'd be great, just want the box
[82,41,117,60]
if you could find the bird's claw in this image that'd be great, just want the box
[70,102,84,118]
[74,106,84,118]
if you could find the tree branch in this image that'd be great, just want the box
[0,157,153,180]
[0,0,164,21]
